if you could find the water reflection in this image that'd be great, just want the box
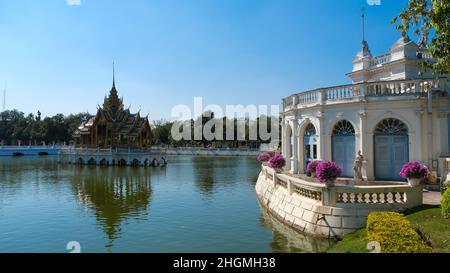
[259,206,335,253]
[0,155,335,253]
[191,156,260,196]
[70,166,153,247]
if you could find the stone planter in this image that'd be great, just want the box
[407,178,421,187]
[325,179,336,187]
[274,168,283,173]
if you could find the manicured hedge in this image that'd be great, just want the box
[442,189,450,219]
[366,212,432,253]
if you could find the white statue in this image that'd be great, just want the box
[354,150,364,181]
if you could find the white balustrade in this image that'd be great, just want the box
[283,78,447,111]
[261,165,422,208]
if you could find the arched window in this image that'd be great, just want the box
[303,123,317,169]
[304,123,316,136]
[374,118,408,135]
[332,120,355,136]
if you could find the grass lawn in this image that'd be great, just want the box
[405,205,450,252]
[327,229,369,253]
[327,205,450,253]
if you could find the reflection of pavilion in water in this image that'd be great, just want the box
[259,206,334,253]
[71,166,158,246]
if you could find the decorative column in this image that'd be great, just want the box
[414,109,424,162]
[437,111,449,177]
[291,119,299,174]
[358,111,369,180]
[426,109,434,166]
[281,121,286,157]
[317,111,325,160]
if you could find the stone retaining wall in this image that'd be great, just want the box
[255,169,423,239]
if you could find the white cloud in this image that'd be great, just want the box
[66,0,81,6]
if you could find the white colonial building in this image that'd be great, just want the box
[281,37,450,181]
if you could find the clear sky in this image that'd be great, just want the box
[0,0,411,120]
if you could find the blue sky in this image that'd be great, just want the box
[0,0,410,120]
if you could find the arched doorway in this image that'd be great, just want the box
[332,120,355,177]
[303,123,318,171]
[374,118,409,180]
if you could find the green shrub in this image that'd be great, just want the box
[366,212,432,253]
[442,189,450,219]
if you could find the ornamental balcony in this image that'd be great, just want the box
[282,77,449,112]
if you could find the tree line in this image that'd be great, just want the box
[152,112,281,148]
[0,109,281,148]
[0,110,91,146]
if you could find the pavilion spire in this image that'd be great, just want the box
[112,61,116,89]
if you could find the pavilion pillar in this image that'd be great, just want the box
[105,127,109,146]
[414,109,424,162]
[291,119,298,174]
[281,121,286,157]
[317,111,325,161]
[358,111,369,180]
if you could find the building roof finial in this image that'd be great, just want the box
[112,61,116,89]
[360,7,371,57]
[362,7,365,43]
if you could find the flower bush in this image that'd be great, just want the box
[306,160,322,176]
[316,161,342,183]
[399,161,429,179]
[268,154,286,170]
[366,212,432,253]
[442,189,450,219]
[257,151,275,163]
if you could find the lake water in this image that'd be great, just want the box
[0,156,333,253]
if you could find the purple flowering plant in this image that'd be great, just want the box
[316,161,342,183]
[257,151,275,163]
[268,154,286,169]
[399,161,429,179]
[306,160,322,175]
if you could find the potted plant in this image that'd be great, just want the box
[306,160,322,178]
[316,161,342,187]
[399,161,429,186]
[268,154,286,173]
[257,151,275,164]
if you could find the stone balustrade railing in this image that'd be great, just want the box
[369,53,392,67]
[283,77,448,111]
[261,165,422,209]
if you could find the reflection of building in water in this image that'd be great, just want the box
[71,167,153,246]
[259,206,334,253]
[192,157,216,195]
[191,157,251,195]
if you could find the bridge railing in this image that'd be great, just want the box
[0,145,64,149]
[60,147,167,155]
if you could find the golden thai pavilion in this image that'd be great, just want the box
[74,76,153,148]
